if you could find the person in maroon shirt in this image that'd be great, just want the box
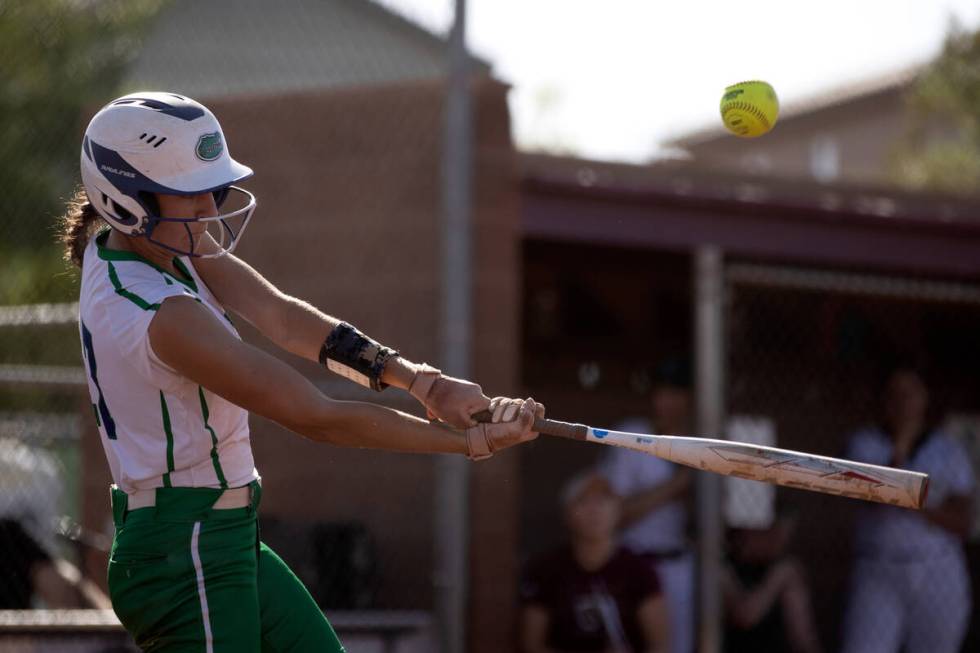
[521,471,670,653]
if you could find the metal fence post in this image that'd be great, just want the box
[694,245,724,653]
[435,1,471,652]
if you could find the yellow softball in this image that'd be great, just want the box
[720,80,779,138]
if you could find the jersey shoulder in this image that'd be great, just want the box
[81,232,200,316]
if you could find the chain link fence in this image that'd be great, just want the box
[1,6,147,647]
[7,3,980,653]
[722,261,980,653]
[0,1,490,651]
[3,3,165,643]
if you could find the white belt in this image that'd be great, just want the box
[125,485,252,510]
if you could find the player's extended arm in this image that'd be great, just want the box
[194,248,487,427]
[619,468,691,530]
[636,594,670,653]
[148,296,538,456]
[519,605,559,653]
[721,559,804,629]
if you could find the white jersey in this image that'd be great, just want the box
[78,230,258,493]
[842,426,974,653]
[598,417,688,553]
[846,425,974,560]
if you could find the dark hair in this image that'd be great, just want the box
[874,353,932,397]
[876,354,944,437]
[651,354,692,390]
[57,187,103,268]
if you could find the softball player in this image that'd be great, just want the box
[841,366,974,653]
[59,92,542,653]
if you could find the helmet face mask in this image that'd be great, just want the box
[145,186,256,258]
[80,92,256,258]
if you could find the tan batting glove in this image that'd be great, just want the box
[408,363,491,429]
[464,397,544,460]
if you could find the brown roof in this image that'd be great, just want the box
[520,152,980,235]
[520,153,980,277]
[125,0,492,99]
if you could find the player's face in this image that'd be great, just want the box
[153,192,219,253]
[651,384,691,433]
[883,370,929,431]
[565,484,620,542]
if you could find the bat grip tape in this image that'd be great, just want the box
[471,410,588,441]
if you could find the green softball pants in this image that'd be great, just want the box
[107,482,345,653]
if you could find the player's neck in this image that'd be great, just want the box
[106,229,179,276]
[571,537,616,572]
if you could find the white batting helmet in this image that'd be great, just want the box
[79,91,256,257]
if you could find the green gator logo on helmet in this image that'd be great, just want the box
[195,132,223,161]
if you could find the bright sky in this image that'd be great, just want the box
[377,0,980,162]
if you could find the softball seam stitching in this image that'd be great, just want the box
[721,101,772,130]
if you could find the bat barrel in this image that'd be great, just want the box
[637,434,930,510]
[473,410,928,510]
[917,475,929,510]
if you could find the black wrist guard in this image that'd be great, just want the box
[319,322,398,391]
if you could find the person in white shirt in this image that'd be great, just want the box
[59,91,543,653]
[599,357,695,653]
[841,363,973,653]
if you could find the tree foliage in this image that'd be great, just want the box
[892,22,980,195]
[0,0,164,304]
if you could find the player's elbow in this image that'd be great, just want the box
[274,396,363,446]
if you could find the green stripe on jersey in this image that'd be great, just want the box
[198,387,227,489]
[171,258,199,293]
[97,230,197,291]
[160,392,176,488]
[107,262,160,311]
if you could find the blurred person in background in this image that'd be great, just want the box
[58,92,543,652]
[520,471,670,653]
[721,514,822,653]
[840,362,974,653]
[598,356,695,653]
[0,438,110,609]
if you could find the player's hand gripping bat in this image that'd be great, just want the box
[474,411,928,510]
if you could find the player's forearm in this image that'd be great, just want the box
[637,596,670,653]
[286,397,468,455]
[196,252,425,390]
[253,291,493,429]
[724,567,784,628]
[619,469,691,529]
[270,293,338,361]
[273,296,423,390]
